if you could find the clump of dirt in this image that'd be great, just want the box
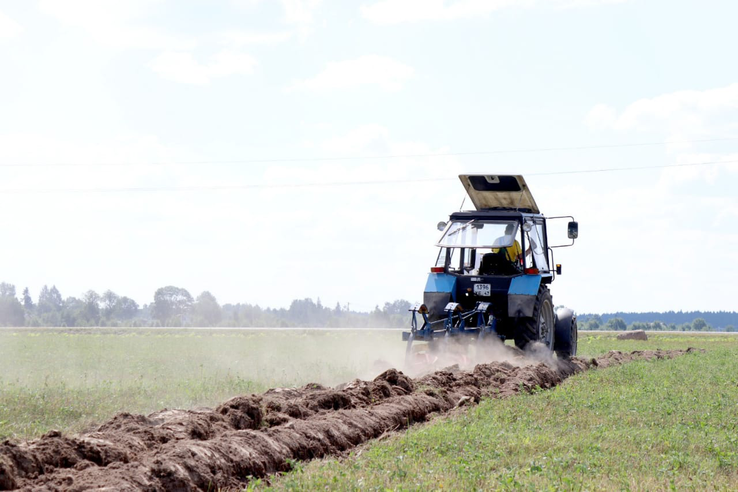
[617,330,648,341]
[0,348,701,491]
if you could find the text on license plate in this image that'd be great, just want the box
[473,283,491,296]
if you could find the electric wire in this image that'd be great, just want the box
[0,158,735,194]
[1,136,736,168]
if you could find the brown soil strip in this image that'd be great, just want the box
[0,348,701,491]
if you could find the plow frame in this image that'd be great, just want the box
[402,302,501,359]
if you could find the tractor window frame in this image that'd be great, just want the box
[523,218,550,272]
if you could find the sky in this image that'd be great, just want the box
[0,0,737,314]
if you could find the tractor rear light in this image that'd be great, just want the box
[418,304,429,314]
[524,267,540,274]
[430,267,444,273]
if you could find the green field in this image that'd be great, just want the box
[2,330,737,490]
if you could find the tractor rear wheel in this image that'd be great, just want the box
[514,286,554,351]
[553,307,578,359]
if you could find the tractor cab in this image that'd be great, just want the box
[404,174,580,362]
[435,212,551,279]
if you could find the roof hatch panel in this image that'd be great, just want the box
[458,175,540,213]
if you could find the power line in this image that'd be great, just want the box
[0,158,735,195]
[527,159,738,176]
[1,136,736,168]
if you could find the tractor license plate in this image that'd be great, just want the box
[473,283,491,296]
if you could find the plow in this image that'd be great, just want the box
[403,174,580,367]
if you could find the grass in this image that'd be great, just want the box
[261,333,738,491]
[0,328,405,439]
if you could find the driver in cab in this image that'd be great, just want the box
[493,223,522,264]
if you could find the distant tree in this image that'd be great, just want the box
[692,318,709,332]
[193,291,222,326]
[0,282,16,298]
[82,290,101,324]
[605,317,627,331]
[37,285,63,314]
[36,285,51,313]
[629,321,649,331]
[22,287,34,311]
[49,286,63,306]
[152,286,193,325]
[584,318,601,330]
[726,325,736,332]
[334,302,341,315]
[382,300,412,316]
[101,290,120,319]
[62,297,83,326]
[651,321,666,331]
[0,296,24,326]
[287,298,323,326]
[116,296,139,320]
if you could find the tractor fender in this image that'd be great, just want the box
[424,273,456,320]
[507,274,541,318]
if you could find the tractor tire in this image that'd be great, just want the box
[553,307,578,359]
[514,286,555,351]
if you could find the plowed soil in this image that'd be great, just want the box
[0,348,700,491]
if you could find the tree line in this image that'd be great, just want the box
[1,281,736,330]
[576,311,738,330]
[0,282,411,328]
[576,314,735,332]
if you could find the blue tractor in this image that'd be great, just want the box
[403,174,579,361]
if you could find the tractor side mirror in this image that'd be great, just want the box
[567,221,579,239]
[437,221,447,231]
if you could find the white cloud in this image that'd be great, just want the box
[230,0,322,40]
[577,84,738,310]
[289,55,414,92]
[528,174,738,313]
[555,0,628,7]
[586,83,738,138]
[219,30,293,46]
[0,10,23,40]
[149,51,257,85]
[38,0,189,50]
[585,103,617,129]
[231,0,323,24]
[361,0,522,24]
[361,0,628,24]
[655,152,738,190]
[281,0,323,25]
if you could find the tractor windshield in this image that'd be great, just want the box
[436,220,519,248]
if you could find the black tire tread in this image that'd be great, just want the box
[554,309,578,359]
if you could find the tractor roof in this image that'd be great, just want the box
[459,175,540,214]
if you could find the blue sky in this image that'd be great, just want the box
[1,0,737,314]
